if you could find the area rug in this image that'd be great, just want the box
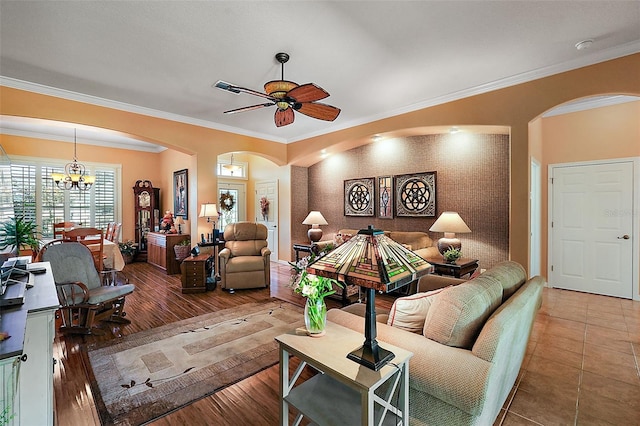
[87,299,304,425]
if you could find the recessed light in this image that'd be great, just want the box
[449,127,460,134]
[575,39,594,51]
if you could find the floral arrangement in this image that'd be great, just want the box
[290,253,342,334]
[219,191,235,212]
[259,196,269,219]
[443,246,462,263]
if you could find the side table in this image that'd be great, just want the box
[180,253,212,293]
[276,321,413,426]
[424,256,479,278]
[292,243,313,263]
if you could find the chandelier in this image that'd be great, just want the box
[51,129,96,190]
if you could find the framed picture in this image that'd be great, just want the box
[394,171,436,217]
[344,177,375,216]
[173,169,188,218]
[378,176,393,219]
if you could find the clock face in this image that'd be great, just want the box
[138,191,151,208]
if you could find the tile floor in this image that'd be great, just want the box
[496,287,640,425]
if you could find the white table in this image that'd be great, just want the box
[276,321,412,426]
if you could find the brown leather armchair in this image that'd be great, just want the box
[218,222,271,293]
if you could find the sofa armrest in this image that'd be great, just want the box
[261,247,271,257]
[328,308,491,416]
[418,274,467,292]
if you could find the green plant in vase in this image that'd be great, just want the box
[118,240,137,264]
[443,246,462,263]
[291,269,342,336]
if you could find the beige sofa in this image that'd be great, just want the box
[327,261,544,425]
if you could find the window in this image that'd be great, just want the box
[217,158,247,179]
[7,157,120,238]
[218,188,239,230]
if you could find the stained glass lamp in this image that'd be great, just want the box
[306,226,433,370]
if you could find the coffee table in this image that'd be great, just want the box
[276,321,412,426]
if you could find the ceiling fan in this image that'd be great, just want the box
[214,52,341,127]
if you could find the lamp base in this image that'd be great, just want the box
[308,228,323,243]
[347,344,395,371]
[437,237,461,255]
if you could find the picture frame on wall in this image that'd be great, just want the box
[394,171,436,217]
[173,169,188,218]
[344,177,375,217]
[378,175,393,219]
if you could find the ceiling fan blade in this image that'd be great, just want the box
[215,80,276,101]
[274,108,295,127]
[286,83,329,102]
[295,102,341,122]
[223,103,273,114]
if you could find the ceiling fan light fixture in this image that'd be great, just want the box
[264,80,298,98]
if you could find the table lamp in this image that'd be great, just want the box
[429,211,471,255]
[174,216,185,234]
[306,226,433,370]
[302,211,328,243]
[199,203,219,242]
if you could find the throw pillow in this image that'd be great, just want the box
[423,275,503,348]
[387,288,446,333]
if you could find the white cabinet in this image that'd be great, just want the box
[0,262,58,426]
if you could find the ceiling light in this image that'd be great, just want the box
[575,39,594,51]
[449,127,460,134]
[51,129,96,190]
[222,153,241,175]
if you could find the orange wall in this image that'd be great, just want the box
[2,53,639,269]
[539,100,640,280]
[0,133,162,242]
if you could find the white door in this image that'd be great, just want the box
[255,180,278,260]
[217,183,246,231]
[550,161,634,299]
[530,159,541,278]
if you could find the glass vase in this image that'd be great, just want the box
[304,298,327,336]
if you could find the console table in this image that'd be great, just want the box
[1,262,58,426]
[424,256,479,278]
[276,322,412,425]
[146,232,186,275]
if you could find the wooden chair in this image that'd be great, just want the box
[53,221,76,239]
[64,227,105,272]
[40,241,135,335]
[105,222,122,242]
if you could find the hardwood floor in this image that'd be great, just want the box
[53,261,395,425]
[51,261,640,425]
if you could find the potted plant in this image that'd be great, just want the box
[174,238,191,262]
[443,246,462,264]
[0,216,41,258]
[118,240,137,264]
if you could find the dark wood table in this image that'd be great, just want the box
[292,243,314,263]
[424,257,479,279]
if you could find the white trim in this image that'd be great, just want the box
[548,157,640,301]
[543,96,639,118]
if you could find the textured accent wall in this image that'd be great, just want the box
[298,133,509,270]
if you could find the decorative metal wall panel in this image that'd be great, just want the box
[344,178,375,217]
[378,176,393,219]
[394,171,436,217]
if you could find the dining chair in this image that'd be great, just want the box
[53,221,76,239]
[105,222,122,242]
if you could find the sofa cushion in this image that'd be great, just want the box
[423,275,503,348]
[387,288,446,333]
[482,260,527,301]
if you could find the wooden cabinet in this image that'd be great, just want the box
[146,232,185,275]
[181,254,211,293]
[133,180,160,259]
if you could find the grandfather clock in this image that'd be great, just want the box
[133,180,160,260]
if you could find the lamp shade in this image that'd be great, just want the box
[199,203,219,218]
[174,216,185,225]
[429,212,471,233]
[302,211,328,226]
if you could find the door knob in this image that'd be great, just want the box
[617,235,630,240]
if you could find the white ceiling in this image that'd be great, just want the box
[1,1,639,150]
